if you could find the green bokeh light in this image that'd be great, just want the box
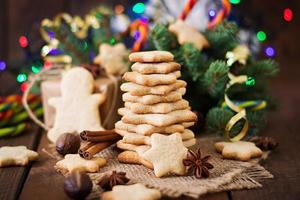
[17,73,27,83]
[31,65,41,74]
[132,2,145,14]
[257,31,266,42]
[230,0,241,4]
[110,38,116,45]
[245,77,255,86]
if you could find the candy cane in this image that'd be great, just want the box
[207,0,231,29]
[130,19,149,52]
[179,0,198,20]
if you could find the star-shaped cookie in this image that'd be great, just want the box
[101,183,161,200]
[94,43,129,75]
[55,154,106,173]
[226,45,250,66]
[0,146,38,167]
[168,19,210,51]
[215,141,263,161]
[142,133,188,177]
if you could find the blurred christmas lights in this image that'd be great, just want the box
[283,8,293,22]
[265,46,275,57]
[20,82,29,92]
[115,4,125,14]
[18,36,28,48]
[256,31,266,42]
[133,2,145,14]
[230,0,240,5]
[17,73,27,83]
[0,61,6,71]
[246,77,255,86]
[208,9,216,20]
[31,65,41,74]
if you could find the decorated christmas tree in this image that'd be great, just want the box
[148,1,279,139]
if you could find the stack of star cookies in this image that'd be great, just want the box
[115,51,197,157]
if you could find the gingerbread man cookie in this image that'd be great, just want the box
[0,146,38,167]
[47,67,106,143]
[215,141,263,161]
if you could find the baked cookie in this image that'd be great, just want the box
[118,129,195,140]
[129,51,174,62]
[117,151,153,169]
[120,80,186,96]
[142,133,188,177]
[47,67,106,143]
[55,154,106,173]
[123,71,180,86]
[122,88,186,105]
[94,43,129,75]
[124,99,189,114]
[0,146,38,167]
[168,19,210,51]
[131,62,181,74]
[118,108,197,127]
[115,121,186,135]
[215,141,263,161]
[116,141,150,155]
[101,183,161,200]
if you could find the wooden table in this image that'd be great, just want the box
[0,65,299,200]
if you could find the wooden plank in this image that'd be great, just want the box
[19,132,68,200]
[0,124,41,200]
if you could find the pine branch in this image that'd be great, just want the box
[44,22,90,64]
[149,24,178,51]
[206,107,235,135]
[204,21,239,58]
[178,44,207,81]
[202,61,229,98]
[240,59,279,77]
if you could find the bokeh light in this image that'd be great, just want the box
[257,31,266,42]
[230,0,241,5]
[132,2,145,14]
[283,8,293,22]
[265,46,275,57]
[18,36,28,48]
[17,73,27,83]
[0,61,6,71]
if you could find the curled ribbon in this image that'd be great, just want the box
[40,13,101,66]
[129,19,149,52]
[207,0,231,29]
[224,72,249,142]
[221,100,267,111]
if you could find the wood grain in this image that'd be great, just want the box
[0,124,41,200]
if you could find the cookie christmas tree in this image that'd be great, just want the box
[115,51,197,167]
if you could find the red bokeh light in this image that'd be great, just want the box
[18,36,28,48]
[20,82,29,92]
[283,8,293,22]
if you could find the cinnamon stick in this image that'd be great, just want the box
[79,142,112,160]
[80,130,120,142]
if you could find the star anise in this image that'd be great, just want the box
[98,171,129,191]
[249,136,278,151]
[183,148,214,179]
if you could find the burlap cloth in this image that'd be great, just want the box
[47,135,273,199]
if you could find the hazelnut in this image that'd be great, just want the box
[56,133,80,155]
[64,171,92,199]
